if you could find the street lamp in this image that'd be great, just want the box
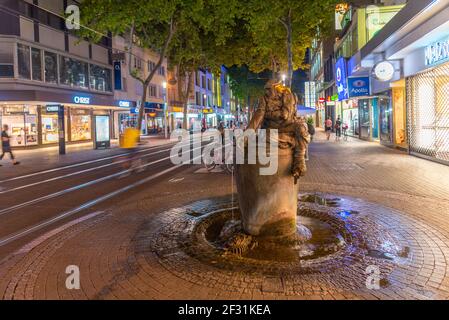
[282,74,286,85]
[162,81,168,139]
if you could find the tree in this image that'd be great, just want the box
[79,0,181,132]
[80,0,240,131]
[227,66,267,118]
[242,0,339,87]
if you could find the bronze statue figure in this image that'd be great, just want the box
[235,80,310,239]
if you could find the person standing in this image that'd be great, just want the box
[335,116,342,141]
[325,117,333,141]
[1,124,20,166]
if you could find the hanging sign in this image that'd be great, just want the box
[348,76,370,98]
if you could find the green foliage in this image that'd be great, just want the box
[227,66,266,102]
[235,0,339,74]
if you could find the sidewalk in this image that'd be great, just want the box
[0,135,176,180]
[1,128,449,300]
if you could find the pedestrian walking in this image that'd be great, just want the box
[0,124,20,166]
[335,116,342,141]
[325,117,333,141]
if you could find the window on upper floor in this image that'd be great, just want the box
[31,48,42,81]
[196,72,201,86]
[60,55,88,88]
[148,85,157,97]
[44,51,58,84]
[0,42,14,78]
[158,66,165,76]
[17,43,31,79]
[134,57,142,70]
[89,64,112,92]
[148,61,156,72]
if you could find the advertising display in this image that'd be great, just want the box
[335,57,349,101]
[95,115,110,149]
[348,76,370,98]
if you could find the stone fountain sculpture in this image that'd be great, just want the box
[235,80,310,241]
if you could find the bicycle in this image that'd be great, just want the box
[204,143,234,174]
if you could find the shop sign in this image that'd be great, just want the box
[336,57,349,101]
[373,61,395,81]
[73,96,90,105]
[425,37,449,66]
[202,108,214,114]
[171,106,184,113]
[348,77,370,98]
[46,105,60,113]
[118,100,131,108]
[114,61,122,90]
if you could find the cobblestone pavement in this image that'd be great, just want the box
[1,131,449,300]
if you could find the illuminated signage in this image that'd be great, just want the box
[348,76,370,98]
[118,100,131,108]
[425,37,449,66]
[73,96,90,105]
[373,61,395,81]
[46,105,60,112]
[336,57,349,101]
[304,81,316,108]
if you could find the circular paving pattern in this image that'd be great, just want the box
[132,193,449,297]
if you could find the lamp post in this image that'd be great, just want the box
[163,81,168,139]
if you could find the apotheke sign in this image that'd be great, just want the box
[425,37,449,66]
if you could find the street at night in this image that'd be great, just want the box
[0,0,449,315]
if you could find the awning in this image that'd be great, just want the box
[297,105,316,115]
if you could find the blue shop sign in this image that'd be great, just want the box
[114,61,122,90]
[348,77,370,98]
[335,57,349,101]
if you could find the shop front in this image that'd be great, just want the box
[407,61,449,164]
[0,91,117,149]
[392,83,407,149]
[0,105,38,147]
[203,107,216,128]
[341,99,359,137]
[187,106,202,131]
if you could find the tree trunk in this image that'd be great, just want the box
[286,11,293,88]
[137,82,148,132]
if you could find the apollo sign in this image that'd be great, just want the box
[425,38,449,66]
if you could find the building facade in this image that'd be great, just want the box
[111,35,167,137]
[360,0,449,164]
[0,0,118,148]
[331,0,406,140]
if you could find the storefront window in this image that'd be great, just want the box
[342,100,359,137]
[89,64,112,92]
[0,105,38,146]
[359,99,370,140]
[31,48,42,81]
[59,56,88,89]
[379,94,393,144]
[70,109,92,141]
[393,87,407,147]
[44,51,58,84]
[407,61,449,163]
[41,111,59,145]
[17,44,30,79]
